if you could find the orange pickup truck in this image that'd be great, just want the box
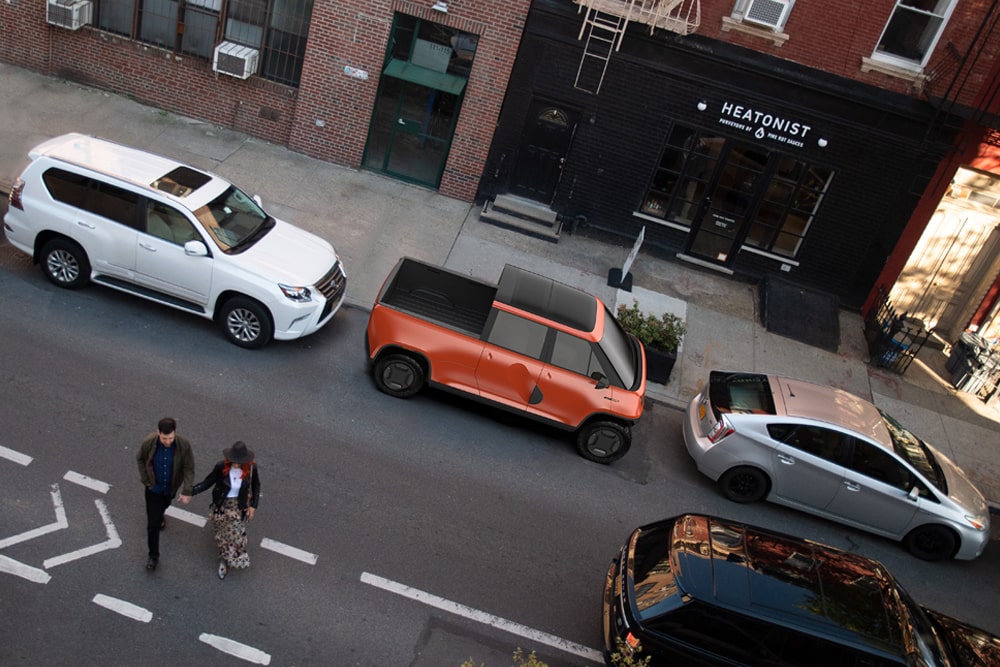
[365,257,647,463]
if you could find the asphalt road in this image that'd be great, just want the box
[1,244,999,666]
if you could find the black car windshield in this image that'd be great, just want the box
[601,306,638,389]
[194,186,272,252]
[879,409,947,493]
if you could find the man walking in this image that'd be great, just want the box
[136,417,194,571]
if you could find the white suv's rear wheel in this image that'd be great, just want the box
[41,238,90,289]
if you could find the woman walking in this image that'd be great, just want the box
[192,441,261,579]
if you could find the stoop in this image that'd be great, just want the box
[479,194,562,242]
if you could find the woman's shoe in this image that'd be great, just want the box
[217,560,227,580]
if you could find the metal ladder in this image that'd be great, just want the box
[574,7,628,95]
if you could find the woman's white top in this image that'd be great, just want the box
[227,467,243,498]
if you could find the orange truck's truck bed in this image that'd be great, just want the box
[365,257,646,463]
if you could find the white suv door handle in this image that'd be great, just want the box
[777,454,795,465]
[138,242,158,251]
[842,481,861,492]
[77,220,95,229]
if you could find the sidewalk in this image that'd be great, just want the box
[2,63,999,509]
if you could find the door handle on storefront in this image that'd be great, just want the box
[398,118,405,125]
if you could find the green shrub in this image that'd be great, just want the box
[616,299,685,354]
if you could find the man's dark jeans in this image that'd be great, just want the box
[144,488,172,559]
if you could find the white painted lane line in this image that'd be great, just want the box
[64,470,111,494]
[92,594,153,623]
[0,484,68,549]
[0,554,51,584]
[360,572,603,663]
[164,505,207,528]
[199,633,271,665]
[0,445,32,466]
[44,499,122,569]
[260,538,318,565]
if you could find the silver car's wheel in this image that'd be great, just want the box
[41,239,90,289]
[219,297,273,349]
[904,524,957,561]
[719,466,770,503]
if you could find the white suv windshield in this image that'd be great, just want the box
[194,186,272,252]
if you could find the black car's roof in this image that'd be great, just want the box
[632,515,907,658]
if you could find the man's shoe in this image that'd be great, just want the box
[146,557,158,571]
[160,518,166,531]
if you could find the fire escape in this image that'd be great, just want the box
[573,0,701,94]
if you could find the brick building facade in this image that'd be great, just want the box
[0,0,529,201]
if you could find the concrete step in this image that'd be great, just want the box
[492,194,559,224]
[480,202,561,243]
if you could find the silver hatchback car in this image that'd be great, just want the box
[683,371,990,561]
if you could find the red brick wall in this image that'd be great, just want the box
[0,0,530,202]
[698,0,1000,107]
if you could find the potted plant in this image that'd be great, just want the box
[616,299,686,384]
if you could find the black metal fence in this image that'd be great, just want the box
[864,287,932,374]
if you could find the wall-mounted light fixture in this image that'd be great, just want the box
[817,138,828,148]
[696,100,707,111]
[431,1,448,12]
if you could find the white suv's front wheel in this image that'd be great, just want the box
[219,296,274,348]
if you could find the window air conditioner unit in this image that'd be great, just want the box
[213,41,260,80]
[743,0,791,29]
[46,0,92,30]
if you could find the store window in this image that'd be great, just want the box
[96,0,311,85]
[640,124,833,260]
[873,0,954,69]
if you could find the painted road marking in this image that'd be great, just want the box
[64,470,111,494]
[92,594,153,623]
[44,499,121,569]
[260,538,318,565]
[0,445,32,466]
[165,505,207,528]
[0,484,67,549]
[199,633,271,665]
[360,572,603,663]
[0,554,51,583]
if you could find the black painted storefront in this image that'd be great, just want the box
[478,0,958,309]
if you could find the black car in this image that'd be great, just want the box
[602,514,1000,666]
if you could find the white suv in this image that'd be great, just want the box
[3,133,346,348]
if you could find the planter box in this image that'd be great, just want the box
[645,346,677,385]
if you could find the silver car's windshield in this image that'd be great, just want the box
[879,409,946,493]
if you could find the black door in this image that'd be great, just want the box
[684,139,768,266]
[510,101,579,203]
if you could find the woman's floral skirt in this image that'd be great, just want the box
[210,498,250,569]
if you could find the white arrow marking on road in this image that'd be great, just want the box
[164,505,207,527]
[0,444,32,466]
[0,554,51,583]
[260,538,318,565]
[199,633,271,665]
[360,572,604,663]
[0,484,68,549]
[92,594,153,623]
[43,498,122,569]
[64,471,111,494]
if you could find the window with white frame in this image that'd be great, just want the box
[873,0,954,69]
[731,0,794,31]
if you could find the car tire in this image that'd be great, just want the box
[904,524,958,561]
[576,421,630,464]
[374,353,425,398]
[40,238,90,289]
[719,466,770,503]
[219,297,274,349]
